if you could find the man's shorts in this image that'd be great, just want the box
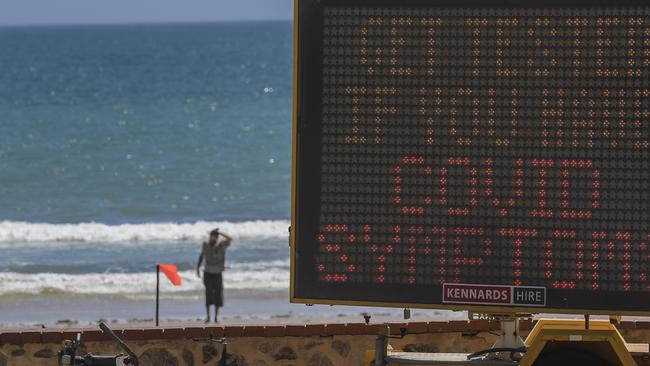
[203,272,223,306]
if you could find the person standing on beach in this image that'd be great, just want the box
[196,228,232,323]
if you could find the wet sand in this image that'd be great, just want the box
[0,290,463,330]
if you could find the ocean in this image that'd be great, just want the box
[0,21,299,325]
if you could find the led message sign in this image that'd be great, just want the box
[291,0,650,314]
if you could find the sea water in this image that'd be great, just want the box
[0,22,299,324]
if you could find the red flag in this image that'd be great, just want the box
[158,263,182,286]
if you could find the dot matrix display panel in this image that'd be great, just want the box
[293,0,650,313]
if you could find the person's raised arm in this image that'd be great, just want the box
[220,232,233,246]
[196,244,205,278]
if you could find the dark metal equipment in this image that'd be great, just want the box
[58,322,139,366]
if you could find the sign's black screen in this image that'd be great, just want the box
[294,0,650,313]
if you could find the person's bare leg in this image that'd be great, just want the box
[205,305,211,323]
[214,307,219,323]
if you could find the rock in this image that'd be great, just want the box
[139,348,179,366]
[33,348,55,358]
[56,319,78,326]
[403,343,439,353]
[331,340,351,357]
[273,346,297,361]
[0,352,6,366]
[182,347,194,366]
[10,348,25,357]
[252,360,268,366]
[225,354,247,366]
[256,341,279,354]
[300,341,323,351]
[308,353,334,366]
[202,345,220,364]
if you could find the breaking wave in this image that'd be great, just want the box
[0,220,290,244]
[0,260,289,296]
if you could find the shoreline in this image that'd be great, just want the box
[0,291,464,330]
[3,290,649,331]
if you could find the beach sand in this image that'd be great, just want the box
[0,290,465,330]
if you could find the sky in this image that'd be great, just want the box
[0,0,293,26]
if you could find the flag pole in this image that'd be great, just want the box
[155,264,160,327]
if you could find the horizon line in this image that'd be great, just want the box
[0,18,293,29]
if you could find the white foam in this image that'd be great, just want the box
[0,260,289,296]
[0,220,290,244]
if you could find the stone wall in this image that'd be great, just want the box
[0,320,648,366]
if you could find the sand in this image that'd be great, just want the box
[0,290,465,330]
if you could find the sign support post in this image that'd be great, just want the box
[155,264,160,327]
[485,315,525,361]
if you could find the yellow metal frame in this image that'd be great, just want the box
[519,319,637,366]
[359,319,637,365]
[288,0,650,317]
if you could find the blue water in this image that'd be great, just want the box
[0,22,295,308]
[0,22,293,224]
